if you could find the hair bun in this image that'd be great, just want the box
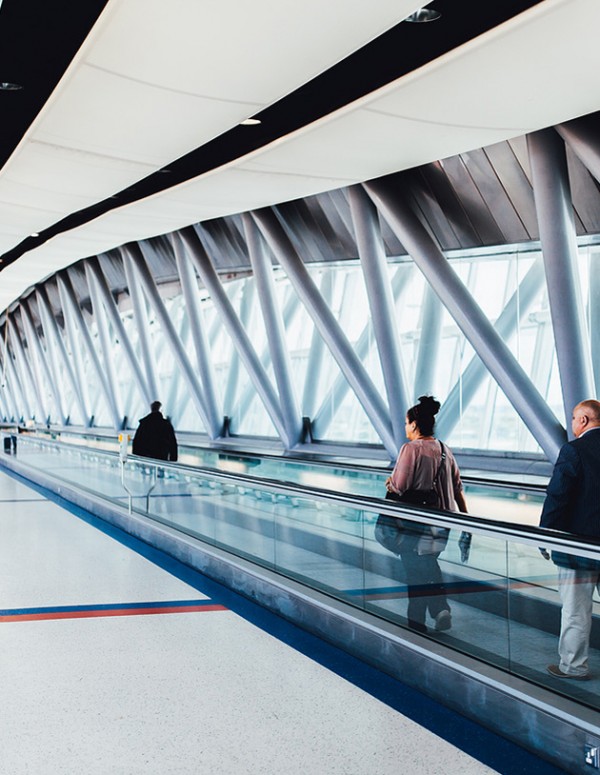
[417,395,440,416]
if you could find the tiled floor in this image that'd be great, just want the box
[0,469,564,774]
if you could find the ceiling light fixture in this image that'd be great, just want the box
[405,7,441,23]
[0,82,23,91]
[30,232,39,238]
[240,118,261,126]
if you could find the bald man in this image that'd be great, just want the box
[540,399,600,680]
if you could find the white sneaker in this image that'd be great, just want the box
[434,610,452,632]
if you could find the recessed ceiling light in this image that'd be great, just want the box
[0,82,23,91]
[405,7,441,22]
[240,118,261,126]
[30,232,39,238]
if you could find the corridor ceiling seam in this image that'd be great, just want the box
[0,0,597,312]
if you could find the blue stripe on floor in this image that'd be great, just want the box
[2,465,565,775]
[0,599,217,616]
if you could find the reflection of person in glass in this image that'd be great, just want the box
[540,399,600,680]
[385,396,469,634]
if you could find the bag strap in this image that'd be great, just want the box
[432,440,446,489]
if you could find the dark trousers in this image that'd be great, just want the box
[400,534,449,632]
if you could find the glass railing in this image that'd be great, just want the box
[12,426,547,526]
[5,433,598,714]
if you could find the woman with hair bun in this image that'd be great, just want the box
[385,395,469,634]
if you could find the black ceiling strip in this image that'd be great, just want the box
[0,0,544,268]
[0,0,110,165]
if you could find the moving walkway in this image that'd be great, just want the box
[2,431,599,773]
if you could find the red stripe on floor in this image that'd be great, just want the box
[0,604,228,622]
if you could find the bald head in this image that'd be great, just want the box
[572,399,600,437]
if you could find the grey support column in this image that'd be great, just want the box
[252,207,396,457]
[414,285,443,398]
[121,250,161,402]
[56,283,92,426]
[7,321,38,421]
[302,272,332,418]
[178,226,289,446]
[127,241,220,439]
[36,287,90,426]
[232,286,300,423]
[364,177,566,461]
[243,213,302,447]
[4,348,27,422]
[171,233,221,434]
[9,314,46,421]
[223,281,253,416]
[20,300,66,425]
[527,129,595,427]
[84,262,126,427]
[589,248,600,393]
[87,257,152,411]
[34,294,70,423]
[313,266,410,441]
[436,257,545,440]
[349,185,409,447]
[57,272,122,430]
[556,114,600,184]
[0,326,20,422]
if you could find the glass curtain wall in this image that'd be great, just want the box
[3,239,600,458]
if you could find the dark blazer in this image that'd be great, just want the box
[540,427,600,568]
[132,411,178,461]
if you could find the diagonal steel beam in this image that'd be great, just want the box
[127,241,220,439]
[364,176,566,461]
[86,257,152,410]
[252,206,396,457]
[312,265,411,441]
[414,284,443,399]
[55,281,92,425]
[35,293,70,423]
[7,319,38,421]
[57,271,122,429]
[556,113,600,185]
[36,286,90,426]
[171,235,221,434]
[177,225,289,445]
[349,185,410,447]
[527,128,595,427]
[121,250,161,402]
[243,213,302,447]
[302,272,332,418]
[436,256,545,440]
[232,287,300,424]
[3,347,27,423]
[8,314,45,421]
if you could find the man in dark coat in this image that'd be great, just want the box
[540,399,600,680]
[132,401,178,462]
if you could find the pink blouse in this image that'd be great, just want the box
[388,438,463,512]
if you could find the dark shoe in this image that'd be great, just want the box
[547,664,590,681]
[434,610,452,632]
[408,620,428,634]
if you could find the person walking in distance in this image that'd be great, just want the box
[132,401,178,462]
[540,399,600,680]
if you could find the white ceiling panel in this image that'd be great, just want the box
[33,65,264,165]
[366,0,600,131]
[85,0,421,104]
[0,143,151,206]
